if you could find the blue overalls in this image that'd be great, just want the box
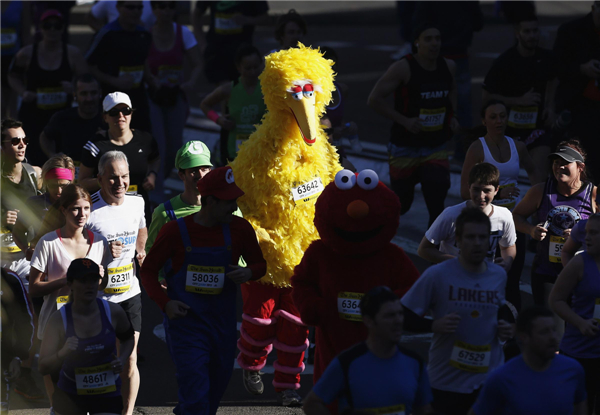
[163,218,238,415]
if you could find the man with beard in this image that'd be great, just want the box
[469,307,588,415]
[482,14,557,177]
[39,73,105,179]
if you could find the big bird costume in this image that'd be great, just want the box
[230,44,342,393]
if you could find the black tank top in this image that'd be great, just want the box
[391,54,453,148]
[24,42,72,112]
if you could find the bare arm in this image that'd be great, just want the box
[39,131,56,158]
[302,390,331,415]
[28,267,67,298]
[446,58,458,115]
[7,47,32,98]
[181,45,203,92]
[418,236,455,264]
[512,183,545,238]
[367,60,412,127]
[561,236,582,268]
[482,88,523,108]
[78,165,100,193]
[38,311,66,375]
[460,141,483,200]
[199,83,231,116]
[515,140,542,185]
[68,46,89,76]
[499,244,516,271]
[33,166,42,190]
[136,227,148,256]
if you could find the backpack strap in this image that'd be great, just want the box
[337,342,369,410]
[22,163,40,195]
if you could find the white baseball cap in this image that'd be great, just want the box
[103,92,132,112]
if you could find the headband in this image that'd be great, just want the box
[45,168,74,181]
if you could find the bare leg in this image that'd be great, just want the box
[118,332,140,415]
[43,374,54,406]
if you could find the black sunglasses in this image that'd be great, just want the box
[124,4,144,10]
[155,2,176,9]
[3,136,29,146]
[42,21,64,31]
[106,107,133,117]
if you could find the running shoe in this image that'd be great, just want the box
[14,370,44,400]
[279,389,302,407]
[242,370,264,395]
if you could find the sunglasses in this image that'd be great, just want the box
[155,2,176,9]
[124,5,144,10]
[3,136,28,146]
[106,107,133,117]
[41,21,64,31]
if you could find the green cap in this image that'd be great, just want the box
[175,141,213,170]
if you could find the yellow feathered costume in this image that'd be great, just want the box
[230,44,342,288]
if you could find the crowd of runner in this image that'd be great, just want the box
[1,1,600,414]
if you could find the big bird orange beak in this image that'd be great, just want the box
[287,94,318,146]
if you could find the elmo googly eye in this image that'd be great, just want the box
[334,169,356,190]
[303,84,314,98]
[357,170,379,190]
[291,85,303,101]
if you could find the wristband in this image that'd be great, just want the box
[207,110,220,123]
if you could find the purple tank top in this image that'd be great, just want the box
[57,299,120,397]
[560,251,600,358]
[535,178,593,276]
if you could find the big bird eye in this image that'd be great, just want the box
[291,86,303,101]
[357,170,378,190]
[334,169,356,190]
[303,84,314,98]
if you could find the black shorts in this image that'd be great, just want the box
[118,294,142,333]
[432,387,480,415]
[53,386,123,415]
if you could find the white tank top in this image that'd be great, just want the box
[479,136,521,210]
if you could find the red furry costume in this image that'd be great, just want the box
[291,169,420,382]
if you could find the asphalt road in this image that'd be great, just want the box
[6,1,592,413]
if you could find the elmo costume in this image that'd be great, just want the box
[291,169,420,383]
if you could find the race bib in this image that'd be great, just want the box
[56,296,69,310]
[75,363,116,395]
[337,292,364,322]
[214,13,243,35]
[157,64,183,85]
[118,66,144,88]
[235,134,250,152]
[508,106,538,129]
[185,265,225,295]
[494,183,517,210]
[419,107,446,132]
[127,184,138,195]
[291,178,325,206]
[548,236,566,263]
[104,263,134,295]
[366,405,406,415]
[449,340,491,373]
[1,28,17,50]
[594,299,600,323]
[36,87,67,110]
[0,227,20,253]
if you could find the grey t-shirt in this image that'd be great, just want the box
[401,258,507,393]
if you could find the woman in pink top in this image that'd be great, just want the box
[29,184,116,404]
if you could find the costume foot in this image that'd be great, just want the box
[279,389,302,407]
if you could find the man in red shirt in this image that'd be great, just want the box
[141,166,266,414]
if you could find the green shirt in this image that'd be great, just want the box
[227,78,266,160]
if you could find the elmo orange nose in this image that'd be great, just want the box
[347,200,369,219]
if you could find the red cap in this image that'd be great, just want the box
[197,166,244,200]
[40,9,64,22]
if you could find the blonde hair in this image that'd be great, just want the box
[41,154,75,190]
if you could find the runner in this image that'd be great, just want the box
[469,307,587,415]
[200,45,266,162]
[513,140,596,332]
[368,22,459,227]
[549,215,600,414]
[460,100,538,309]
[561,218,588,267]
[303,286,433,414]
[274,9,307,51]
[7,9,87,166]
[29,184,111,406]
[141,166,266,414]
[85,150,146,415]
[79,92,159,224]
[38,258,134,415]
[40,74,106,175]
[402,208,514,415]
[419,162,516,271]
